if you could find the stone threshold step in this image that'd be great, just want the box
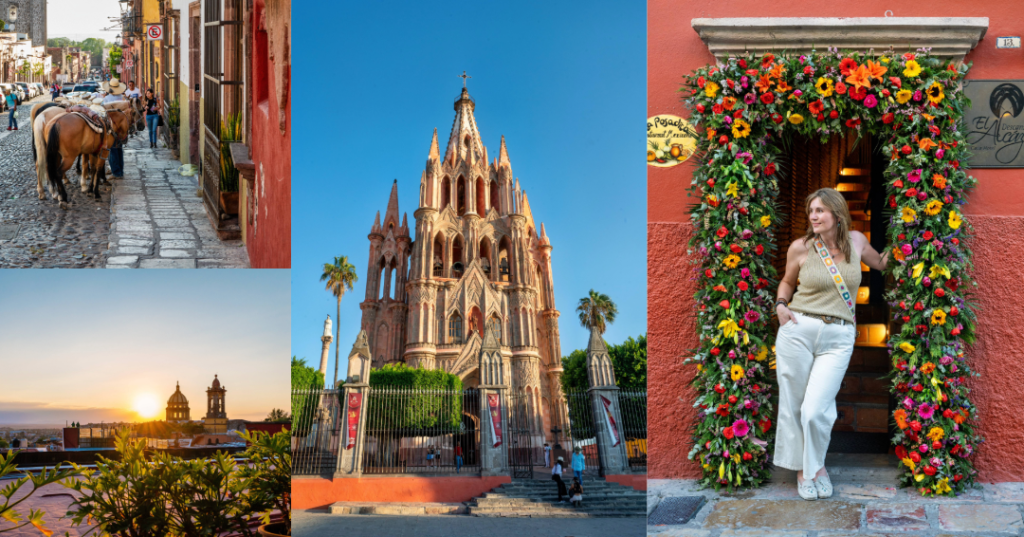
[469,511,645,518]
[326,501,467,516]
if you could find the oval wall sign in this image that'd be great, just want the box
[647,114,697,167]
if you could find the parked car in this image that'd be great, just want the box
[14,83,32,99]
[0,84,10,111]
[73,82,100,94]
[61,82,77,95]
[33,83,46,97]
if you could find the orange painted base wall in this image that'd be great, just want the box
[292,475,512,510]
[606,474,648,491]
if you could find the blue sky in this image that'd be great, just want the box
[0,271,290,425]
[292,0,646,384]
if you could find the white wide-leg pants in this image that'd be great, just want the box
[772,312,856,479]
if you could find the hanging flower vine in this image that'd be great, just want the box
[680,49,981,496]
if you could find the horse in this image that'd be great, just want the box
[30,102,70,201]
[43,106,126,205]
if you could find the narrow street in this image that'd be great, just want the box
[0,97,249,268]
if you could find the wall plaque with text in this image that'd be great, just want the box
[964,80,1024,168]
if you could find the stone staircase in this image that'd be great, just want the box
[467,476,646,517]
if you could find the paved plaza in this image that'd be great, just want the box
[295,510,647,537]
[0,97,248,268]
[647,478,1024,536]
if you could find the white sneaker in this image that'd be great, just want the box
[814,474,833,499]
[797,477,818,500]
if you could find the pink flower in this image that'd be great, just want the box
[745,311,761,323]
[740,268,751,278]
[917,403,935,420]
[940,355,953,366]
[920,444,929,453]
[727,350,736,359]
[936,148,945,160]
[794,89,803,97]
[931,457,942,467]
[741,229,754,239]
[908,169,922,183]
[863,94,878,108]
[737,152,753,165]
[932,240,944,249]
[913,90,923,101]
[901,244,913,256]
[903,396,915,409]
[744,399,753,409]
[732,419,750,437]
[744,92,756,104]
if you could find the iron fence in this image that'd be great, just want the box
[505,390,541,478]
[562,389,600,477]
[291,387,342,476]
[618,388,648,472]
[362,387,481,475]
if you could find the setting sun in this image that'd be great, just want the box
[133,394,160,419]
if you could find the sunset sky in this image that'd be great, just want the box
[0,271,290,426]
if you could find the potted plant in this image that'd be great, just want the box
[166,95,181,155]
[219,112,242,216]
[0,449,73,536]
[237,430,292,536]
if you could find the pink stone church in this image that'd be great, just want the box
[359,87,563,444]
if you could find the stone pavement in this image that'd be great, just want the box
[295,510,646,537]
[648,479,1024,536]
[0,481,82,536]
[105,132,249,268]
[0,96,112,268]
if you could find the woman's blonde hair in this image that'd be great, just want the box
[802,187,853,263]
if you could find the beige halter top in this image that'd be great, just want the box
[787,236,862,323]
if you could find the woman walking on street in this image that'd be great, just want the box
[773,188,889,500]
[552,456,568,502]
[145,88,161,148]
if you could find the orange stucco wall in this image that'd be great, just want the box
[292,475,512,510]
[605,474,648,491]
[649,1,1024,481]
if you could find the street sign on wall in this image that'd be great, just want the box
[146,24,163,41]
[964,80,1024,168]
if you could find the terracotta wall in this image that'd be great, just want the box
[648,0,1024,480]
[292,475,512,510]
[247,0,291,268]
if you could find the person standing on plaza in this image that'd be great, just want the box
[454,444,463,474]
[543,442,551,467]
[144,88,161,148]
[426,444,435,469]
[102,79,128,178]
[552,455,568,502]
[773,188,889,501]
[5,90,17,131]
[571,446,586,482]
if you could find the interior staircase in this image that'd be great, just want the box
[467,474,646,517]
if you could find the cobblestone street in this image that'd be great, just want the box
[0,97,249,268]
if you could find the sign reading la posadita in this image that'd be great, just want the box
[964,80,1024,167]
[647,114,697,167]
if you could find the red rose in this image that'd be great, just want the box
[727,79,735,90]
[910,421,922,432]
[903,52,916,61]
[910,451,921,463]
[923,231,933,240]
[696,104,706,113]
[835,81,847,94]
[830,110,839,119]
[760,92,775,105]
[906,188,918,198]
[914,301,924,310]
[738,281,749,291]
[758,417,772,433]
[882,113,895,124]
[714,382,725,392]
[881,89,891,97]
[897,382,909,392]
[935,288,945,298]
[737,319,745,328]
[845,118,861,128]
[697,76,706,89]
[733,109,744,119]
[849,87,867,101]
[719,135,729,145]
[952,326,961,336]
[705,269,714,278]
[943,409,955,419]
[742,452,752,461]
[951,238,960,245]
[706,179,715,188]
[803,65,814,76]
[889,76,902,89]
[816,113,825,122]
[890,195,897,208]
[932,440,942,450]
[895,445,908,459]
[809,100,824,115]
[915,324,927,335]
[771,113,784,124]
[745,69,759,77]
[728,395,738,404]
[924,465,937,476]
[913,384,924,392]
[903,315,911,323]
[712,104,724,115]
[951,306,959,316]
[719,300,730,309]
[899,301,907,309]
[723,426,735,439]
[902,145,912,155]
[730,244,742,254]
[717,226,728,238]
[765,163,777,176]
[739,207,749,215]
[955,474,963,482]
[738,59,748,68]
[755,244,765,255]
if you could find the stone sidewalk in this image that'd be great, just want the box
[104,133,249,268]
[296,510,646,537]
[648,479,1024,536]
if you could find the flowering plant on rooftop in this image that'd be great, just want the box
[0,450,74,536]
[680,48,981,496]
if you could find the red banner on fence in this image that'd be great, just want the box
[600,395,621,447]
[487,393,503,447]
[345,392,362,450]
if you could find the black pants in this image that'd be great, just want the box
[553,474,567,500]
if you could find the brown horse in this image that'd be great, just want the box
[31,102,70,201]
[43,107,126,205]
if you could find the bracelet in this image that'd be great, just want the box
[775,298,789,308]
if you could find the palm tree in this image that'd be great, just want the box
[577,289,618,334]
[265,408,291,422]
[321,256,358,388]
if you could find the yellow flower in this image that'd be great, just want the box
[815,77,834,97]
[726,182,739,198]
[927,426,945,442]
[706,194,719,206]
[732,453,742,464]
[926,81,945,104]
[760,215,772,228]
[732,119,751,139]
[949,211,962,230]
[718,318,740,339]
[880,56,891,64]
[902,457,916,471]
[705,81,720,99]
[703,463,711,471]
[930,265,951,280]
[788,113,804,125]
[932,309,947,325]
[723,255,741,269]
[901,207,917,223]
[696,364,703,372]
[900,342,916,353]
[935,478,952,495]
[719,461,725,479]
[903,59,922,78]
[756,346,768,362]
[924,199,944,216]
[915,473,925,482]
[896,89,913,104]
[731,364,745,381]
[912,262,925,279]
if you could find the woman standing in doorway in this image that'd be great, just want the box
[773,188,889,500]
[145,88,161,148]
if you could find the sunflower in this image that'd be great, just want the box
[756,346,768,361]
[932,309,947,325]
[705,81,720,98]
[760,215,772,227]
[896,89,913,104]
[723,255,741,269]
[927,426,945,442]
[948,211,963,230]
[926,81,945,104]
[815,77,835,97]
[900,341,916,353]
[730,364,745,382]
[903,59,922,78]
[924,199,944,216]
[788,113,804,125]
[732,119,751,139]
[901,207,917,223]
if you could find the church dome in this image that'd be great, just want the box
[211,374,221,389]
[167,382,188,404]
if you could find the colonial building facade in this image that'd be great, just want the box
[359,87,564,443]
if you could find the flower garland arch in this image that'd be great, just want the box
[681,49,980,497]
